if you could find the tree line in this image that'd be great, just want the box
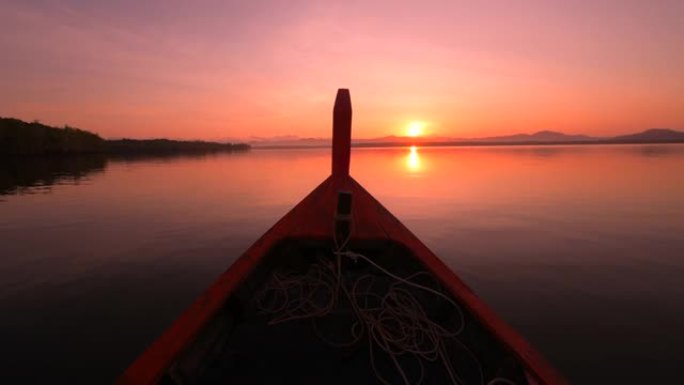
[0,117,250,155]
[1,118,103,155]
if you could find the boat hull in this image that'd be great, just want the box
[118,89,566,385]
[118,176,565,385]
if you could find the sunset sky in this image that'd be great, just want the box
[1,0,682,140]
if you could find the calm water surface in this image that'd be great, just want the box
[1,145,683,384]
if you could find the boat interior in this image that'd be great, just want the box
[156,237,532,385]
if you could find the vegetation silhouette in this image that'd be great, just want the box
[0,118,103,155]
[0,117,251,196]
[106,138,250,155]
[0,117,250,156]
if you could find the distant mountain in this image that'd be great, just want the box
[248,136,329,148]
[356,135,454,144]
[474,130,596,143]
[249,134,460,147]
[246,128,684,148]
[361,129,684,146]
[354,130,599,146]
[611,128,684,143]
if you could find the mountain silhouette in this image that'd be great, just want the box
[612,128,684,143]
[235,128,684,148]
[475,130,595,143]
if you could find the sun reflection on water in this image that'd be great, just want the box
[406,146,422,173]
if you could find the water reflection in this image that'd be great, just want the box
[0,156,107,196]
[405,146,422,173]
[1,144,684,384]
[0,153,254,197]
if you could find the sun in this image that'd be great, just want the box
[405,121,425,137]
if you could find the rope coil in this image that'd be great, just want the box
[254,222,520,385]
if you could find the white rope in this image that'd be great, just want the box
[253,226,520,385]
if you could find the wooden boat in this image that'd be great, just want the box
[118,90,567,385]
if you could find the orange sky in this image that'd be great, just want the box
[1,1,683,140]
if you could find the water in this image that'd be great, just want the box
[1,145,683,384]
